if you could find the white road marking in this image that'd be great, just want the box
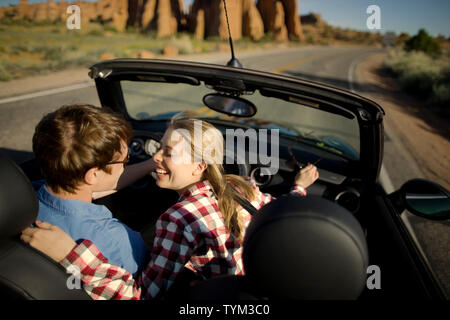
[0,81,95,105]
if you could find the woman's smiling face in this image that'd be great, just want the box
[153,128,205,194]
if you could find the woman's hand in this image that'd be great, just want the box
[21,221,77,263]
[295,164,319,189]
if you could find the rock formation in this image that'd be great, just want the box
[273,1,287,41]
[193,8,205,40]
[1,0,308,43]
[96,0,128,32]
[242,0,264,41]
[280,0,304,41]
[257,0,303,41]
[156,0,178,38]
[141,0,156,29]
[189,0,242,40]
[140,0,184,38]
[16,0,33,20]
[257,0,276,33]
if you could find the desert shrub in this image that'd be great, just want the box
[385,49,450,106]
[0,64,11,81]
[404,29,441,56]
[30,45,64,60]
[430,67,450,107]
[169,35,194,54]
[87,29,104,37]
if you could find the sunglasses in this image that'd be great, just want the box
[106,151,130,167]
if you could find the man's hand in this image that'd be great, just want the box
[21,221,77,263]
[294,164,319,189]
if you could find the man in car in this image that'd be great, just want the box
[32,104,156,277]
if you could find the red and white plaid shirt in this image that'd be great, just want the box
[60,180,306,300]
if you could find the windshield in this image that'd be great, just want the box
[121,81,360,160]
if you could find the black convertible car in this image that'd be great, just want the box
[0,55,449,300]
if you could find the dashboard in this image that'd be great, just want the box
[128,128,365,217]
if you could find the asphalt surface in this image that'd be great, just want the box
[0,45,447,296]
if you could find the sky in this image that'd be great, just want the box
[0,0,449,37]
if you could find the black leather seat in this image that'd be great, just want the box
[0,154,90,300]
[187,195,369,300]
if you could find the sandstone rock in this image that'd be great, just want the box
[16,0,33,20]
[190,0,242,40]
[258,0,303,41]
[243,0,264,41]
[77,1,98,26]
[194,9,205,40]
[99,52,115,61]
[47,0,60,22]
[141,0,182,38]
[93,0,128,32]
[281,0,304,41]
[97,0,113,21]
[157,0,178,38]
[112,0,129,32]
[218,0,242,40]
[256,0,276,33]
[128,0,144,27]
[137,50,156,59]
[171,0,184,25]
[163,44,178,57]
[141,0,156,30]
[274,1,288,42]
[34,3,49,22]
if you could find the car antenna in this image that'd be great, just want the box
[222,0,243,68]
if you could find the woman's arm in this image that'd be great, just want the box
[92,158,157,200]
[60,239,142,300]
[252,164,319,209]
[21,206,197,300]
[21,221,142,300]
[293,164,319,190]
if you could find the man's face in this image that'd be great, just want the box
[92,140,129,192]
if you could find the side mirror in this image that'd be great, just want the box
[389,179,450,220]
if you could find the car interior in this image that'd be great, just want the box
[0,152,371,300]
[0,59,446,300]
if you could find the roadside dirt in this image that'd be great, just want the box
[357,53,450,191]
[357,53,450,298]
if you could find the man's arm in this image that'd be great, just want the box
[93,158,156,200]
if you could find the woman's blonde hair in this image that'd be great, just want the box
[168,114,256,241]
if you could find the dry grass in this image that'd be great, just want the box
[384,49,450,108]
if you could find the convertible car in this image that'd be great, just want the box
[0,55,449,300]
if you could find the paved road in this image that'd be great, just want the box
[1,45,447,295]
[0,46,380,164]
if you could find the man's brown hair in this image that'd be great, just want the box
[33,104,132,193]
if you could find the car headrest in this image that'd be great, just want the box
[0,154,38,237]
[243,195,368,300]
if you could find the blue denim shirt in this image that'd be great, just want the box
[33,181,149,277]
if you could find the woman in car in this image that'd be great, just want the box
[21,116,319,300]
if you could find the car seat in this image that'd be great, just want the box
[187,195,369,300]
[0,154,90,300]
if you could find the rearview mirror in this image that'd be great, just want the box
[203,93,256,118]
[390,179,450,220]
